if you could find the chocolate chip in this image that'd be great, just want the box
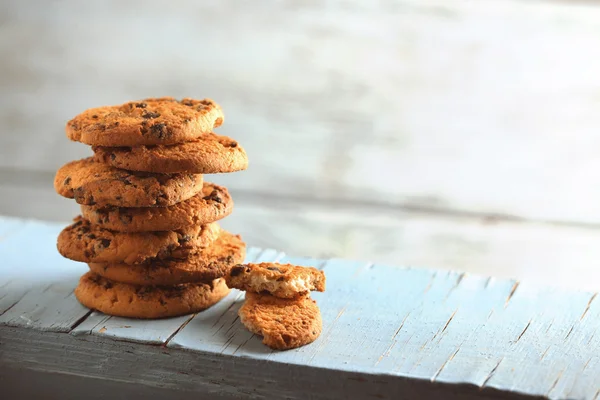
[181,99,195,106]
[277,277,285,281]
[149,123,167,139]
[98,239,111,249]
[142,111,160,119]
[113,121,120,127]
[282,334,292,345]
[110,153,116,161]
[135,102,147,108]
[87,234,97,240]
[91,115,98,119]
[103,281,113,289]
[118,176,132,186]
[179,235,191,244]
[63,176,71,186]
[228,142,238,148]
[88,195,96,205]
[203,190,222,203]
[266,266,282,273]
[230,266,245,277]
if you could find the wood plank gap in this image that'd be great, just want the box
[163,313,196,348]
[68,310,93,332]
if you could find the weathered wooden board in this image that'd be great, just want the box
[3,0,600,225]
[2,217,600,399]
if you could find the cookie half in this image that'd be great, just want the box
[239,293,322,350]
[80,182,233,232]
[54,157,203,207]
[57,217,220,264]
[226,263,326,299]
[66,97,224,146]
[93,133,248,174]
[88,230,246,285]
[75,272,230,319]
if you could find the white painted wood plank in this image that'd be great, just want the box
[71,247,269,344]
[0,276,90,332]
[405,275,516,382]
[167,248,285,352]
[5,217,600,398]
[550,296,600,399]
[0,217,90,331]
[481,283,594,397]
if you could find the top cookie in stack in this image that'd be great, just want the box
[54,97,248,319]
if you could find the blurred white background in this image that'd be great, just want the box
[2,0,600,289]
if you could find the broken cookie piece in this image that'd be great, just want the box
[226,262,325,299]
[239,292,322,350]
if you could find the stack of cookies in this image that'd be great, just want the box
[225,262,326,350]
[54,97,248,319]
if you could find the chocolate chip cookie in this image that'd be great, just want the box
[88,230,245,285]
[54,157,203,207]
[239,292,322,350]
[57,217,220,264]
[66,97,224,146]
[80,182,233,232]
[75,272,230,319]
[93,133,248,174]
[226,263,326,299]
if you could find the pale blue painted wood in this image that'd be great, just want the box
[0,217,89,330]
[166,248,285,352]
[0,276,90,332]
[4,218,600,399]
[414,275,516,382]
[483,282,594,397]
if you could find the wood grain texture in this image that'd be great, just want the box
[2,217,600,399]
[2,0,600,224]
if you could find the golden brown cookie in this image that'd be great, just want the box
[74,272,230,319]
[88,230,246,285]
[93,133,248,174]
[239,292,322,350]
[54,157,203,207]
[226,263,326,299]
[80,182,233,232]
[57,217,220,264]
[66,97,224,146]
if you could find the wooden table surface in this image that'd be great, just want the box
[2,216,599,400]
